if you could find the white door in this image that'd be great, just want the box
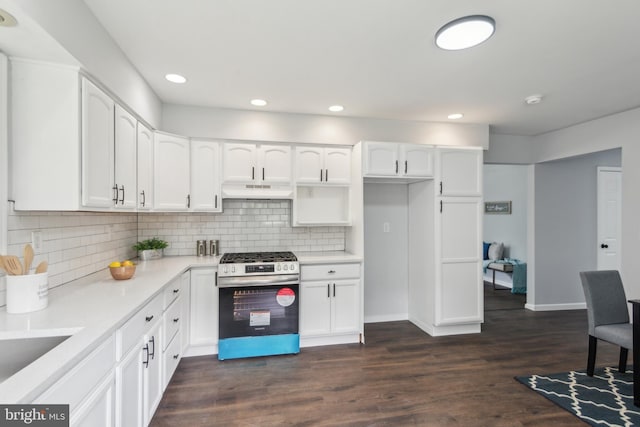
[437,148,482,196]
[402,144,434,178]
[73,373,116,427]
[82,78,115,208]
[116,345,143,427]
[223,143,256,183]
[324,148,352,184]
[331,280,360,333]
[190,140,221,211]
[363,142,399,176]
[295,146,324,183]
[260,144,292,183]
[300,282,332,336]
[136,123,154,210]
[189,269,218,346]
[143,321,162,426]
[114,105,137,209]
[597,167,622,270]
[154,133,190,210]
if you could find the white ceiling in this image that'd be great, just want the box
[9,1,640,136]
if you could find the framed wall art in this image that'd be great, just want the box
[484,201,511,214]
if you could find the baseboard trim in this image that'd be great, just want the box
[365,313,409,323]
[525,302,586,311]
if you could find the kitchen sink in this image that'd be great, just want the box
[0,334,72,382]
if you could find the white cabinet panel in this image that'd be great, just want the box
[223,143,257,182]
[439,198,482,261]
[114,105,137,209]
[300,282,332,336]
[437,148,482,196]
[438,262,483,325]
[82,78,115,208]
[261,144,292,183]
[331,280,360,334]
[190,140,221,211]
[363,141,433,179]
[402,145,434,178]
[179,272,191,352]
[73,372,115,427]
[363,142,399,176]
[295,146,324,183]
[115,345,143,427]
[190,269,218,347]
[143,321,162,426]
[154,133,190,210]
[295,146,351,184]
[137,123,154,210]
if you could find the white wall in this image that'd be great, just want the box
[483,165,528,260]
[8,0,162,127]
[162,104,490,147]
[533,149,621,307]
[484,134,535,164]
[363,184,409,322]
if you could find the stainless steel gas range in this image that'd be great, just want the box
[217,251,300,360]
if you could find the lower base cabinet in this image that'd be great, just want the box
[73,372,115,427]
[189,269,218,354]
[142,321,163,426]
[116,341,143,427]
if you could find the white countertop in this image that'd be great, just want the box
[0,251,361,404]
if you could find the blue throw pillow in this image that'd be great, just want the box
[483,242,491,260]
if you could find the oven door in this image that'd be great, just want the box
[219,283,299,339]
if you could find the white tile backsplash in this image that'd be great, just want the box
[138,199,346,255]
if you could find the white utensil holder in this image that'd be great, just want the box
[6,272,48,314]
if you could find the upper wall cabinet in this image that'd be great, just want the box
[222,142,293,199]
[362,141,434,181]
[436,147,482,197]
[10,60,143,211]
[154,133,191,211]
[190,140,222,212]
[295,146,351,185]
[137,123,154,210]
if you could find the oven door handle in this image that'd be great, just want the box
[217,274,300,288]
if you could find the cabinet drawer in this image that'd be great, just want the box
[301,263,360,281]
[35,334,115,412]
[162,298,181,351]
[117,292,163,360]
[163,330,182,389]
[163,278,182,310]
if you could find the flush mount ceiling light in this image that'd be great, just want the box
[525,94,543,105]
[250,99,268,107]
[328,105,344,112]
[447,113,464,120]
[0,8,18,27]
[435,15,495,50]
[165,73,187,84]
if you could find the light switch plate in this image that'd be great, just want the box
[31,231,42,252]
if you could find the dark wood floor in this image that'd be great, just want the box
[151,285,620,426]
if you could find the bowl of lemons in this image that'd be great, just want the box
[109,260,136,280]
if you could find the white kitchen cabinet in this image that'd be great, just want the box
[223,142,292,184]
[295,146,351,184]
[142,320,163,426]
[189,269,218,353]
[436,147,482,196]
[137,123,154,210]
[179,271,191,352]
[190,139,222,212]
[363,141,434,179]
[300,263,361,346]
[116,342,143,427]
[154,132,190,210]
[114,105,138,209]
[81,78,115,208]
[73,372,116,427]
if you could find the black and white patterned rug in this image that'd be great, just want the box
[516,367,640,426]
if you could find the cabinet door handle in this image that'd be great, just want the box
[140,190,146,207]
[327,284,330,298]
[601,243,609,249]
[173,317,180,323]
[405,160,408,174]
[173,288,180,294]
[187,194,191,208]
[173,354,179,360]
[333,283,336,297]
[252,166,255,180]
[440,181,443,195]
[328,270,336,274]
[143,344,149,367]
[262,167,265,181]
[320,169,323,182]
[113,184,119,203]
[149,336,156,359]
[325,169,328,182]
[395,160,398,174]
[215,194,218,209]
[440,200,443,213]
[119,185,125,204]
[145,315,154,322]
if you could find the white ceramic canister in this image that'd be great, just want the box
[6,272,49,314]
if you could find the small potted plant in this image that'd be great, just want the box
[133,237,168,261]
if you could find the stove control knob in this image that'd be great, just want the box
[290,264,295,271]
[223,266,228,274]
[277,264,281,271]
[231,266,236,273]
[284,265,288,271]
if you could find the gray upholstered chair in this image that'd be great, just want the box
[579,270,633,376]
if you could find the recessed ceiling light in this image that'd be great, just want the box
[165,74,187,84]
[328,105,344,112]
[448,113,464,120]
[0,8,17,27]
[525,94,543,105]
[435,15,495,50]
[251,99,268,107]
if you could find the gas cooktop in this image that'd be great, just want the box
[219,251,298,264]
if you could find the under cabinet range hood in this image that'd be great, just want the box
[221,183,293,200]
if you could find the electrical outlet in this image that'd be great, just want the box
[32,231,43,252]
[383,222,390,233]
